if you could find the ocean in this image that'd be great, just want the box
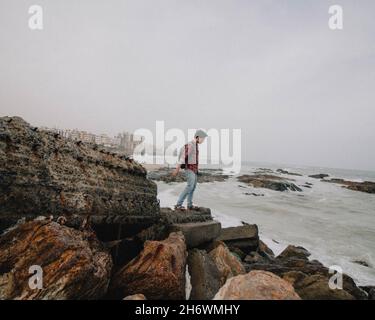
[156,162,375,286]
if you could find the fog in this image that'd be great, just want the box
[0,0,374,170]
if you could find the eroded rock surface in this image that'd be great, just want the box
[109,232,187,300]
[0,116,159,238]
[0,220,112,300]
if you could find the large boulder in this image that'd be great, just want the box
[245,245,367,300]
[0,220,112,300]
[162,207,222,248]
[216,224,259,254]
[208,242,246,286]
[291,274,355,300]
[110,232,187,300]
[0,116,160,239]
[214,270,301,300]
[187,249,222,300]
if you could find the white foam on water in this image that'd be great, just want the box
[155,164,375,286]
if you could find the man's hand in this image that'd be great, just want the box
[172,167,180,177]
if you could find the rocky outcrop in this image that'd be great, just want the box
[308,174,329,179]
[238,174,302,192]
[323,178,375,194]
[187,249,222,300]
[213,270,301,300]
[208,241,246,286]
[276,169,302,176]
[0,219,112,300]
[109,232,187,300]
[0,116,159,238]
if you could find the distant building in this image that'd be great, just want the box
[41,126,143,156]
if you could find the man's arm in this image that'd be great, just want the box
[172,144,191,177]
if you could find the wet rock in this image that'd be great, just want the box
[360,286,375,300]
[245,253,367,300]
[109,232,187,300]
[238,174,302,192]
[216,224,259,254]
[276,169,302,176]
[208,241,246,286]
[0,116,160,238]
[277,245,311,261]
[309,174,329,179]
[148,167,229,184]
[187,249,222,300]
[213,270,301,300]
[323,178,375,194]
[0,220,112,300]
[293,274,355,300]
[244,192,265,196]
[258,240,275,258]
[123,294,146,300]
[352,260,370,268]
[244,252,271,264]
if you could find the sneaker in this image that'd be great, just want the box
[174,205,186,211]
[187,205,200,210]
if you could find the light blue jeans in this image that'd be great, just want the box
[177,169,197,207]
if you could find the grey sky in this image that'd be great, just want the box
[0,0,374,171]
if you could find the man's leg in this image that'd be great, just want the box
[176,170,195,207]
[187,171,197,208]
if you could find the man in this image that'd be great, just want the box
[172,129,208,211]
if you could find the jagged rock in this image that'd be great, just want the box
[309,174,329,179]
[244,252,272,264]
[109,232,187,300]
[187,249,222,300]
[360,286,375,300]
[276,169,302,176]
[245,251,367,300]
[216,224,259,254]
[0,116,159,238]
[123,294,146,300]
[258,240,275,258]
[208,241,246,286]
[323,178,375,194]
[277,245,311,261]
[0,220,112,300]
[237,174,302,192]
[163,207,222,248]
[213,270,301,300]
[170,221,222,248]
[292,274,355,300]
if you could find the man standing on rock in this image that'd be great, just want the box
[172,129,208,211]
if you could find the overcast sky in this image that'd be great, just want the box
[0,0,374,171]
